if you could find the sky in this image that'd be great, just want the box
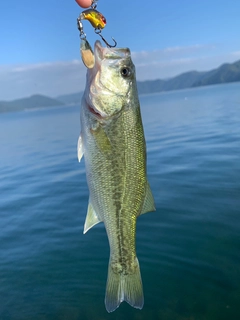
[1,0,240,100]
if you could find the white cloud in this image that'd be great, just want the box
[231,51,240,57]
[131,43,215,61]
[132,45,240,80]
[0,44,240,101]
[162,44,214,53]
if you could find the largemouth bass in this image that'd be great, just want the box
[78,41,155,312]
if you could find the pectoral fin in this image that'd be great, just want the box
[92,126,112,155]
[77,134,84,162]
[83,202,102,234]
[139,182,155,216]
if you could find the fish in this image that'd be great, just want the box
[77,40,155,312]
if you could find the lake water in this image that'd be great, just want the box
[0,83,240,320]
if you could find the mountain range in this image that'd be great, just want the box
[137,60,240,94]
[1,59,240,114]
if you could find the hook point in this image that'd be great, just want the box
[98,33,117,48]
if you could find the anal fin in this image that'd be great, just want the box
[83,202,102,234]
[139,182,155,216]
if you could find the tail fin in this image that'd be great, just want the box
[105,257,144,313]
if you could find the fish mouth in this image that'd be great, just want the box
[94,40,131,65]
[94,40,105,64]
[87,101,103,119]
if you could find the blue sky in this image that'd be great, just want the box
[1,0,240,100]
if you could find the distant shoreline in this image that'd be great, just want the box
[1,59,240,114]
[1,81,240,115]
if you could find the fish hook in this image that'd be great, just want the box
[95,29,117,48]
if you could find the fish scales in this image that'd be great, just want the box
[84,105,145,265]
[78,41,155,312]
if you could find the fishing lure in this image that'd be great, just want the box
[77,0,117,68]
[80,8,106,29]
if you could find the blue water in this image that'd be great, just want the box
[0,83,240,319]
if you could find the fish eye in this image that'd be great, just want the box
[120,67,131,78]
